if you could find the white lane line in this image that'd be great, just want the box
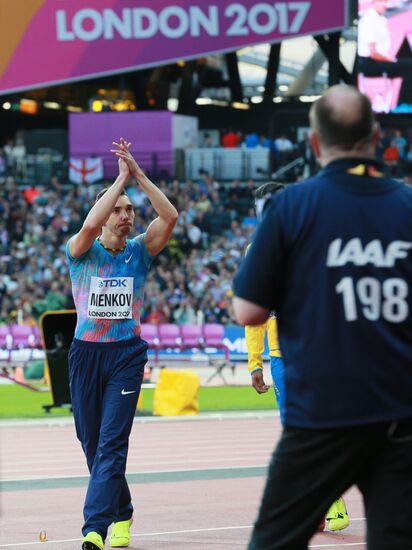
[0,520,366,548]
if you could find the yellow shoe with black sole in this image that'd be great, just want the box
[82,531,104,550]
[326,497,349,531]
[109,518,133,548]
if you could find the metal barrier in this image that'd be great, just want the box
[184,148,271,181]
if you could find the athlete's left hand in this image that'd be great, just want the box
[111,138,145,180]
[251,370,271,394]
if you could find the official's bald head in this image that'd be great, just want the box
[309,85,376,153]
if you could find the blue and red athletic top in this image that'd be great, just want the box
[66,234,152,342]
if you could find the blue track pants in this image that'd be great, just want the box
[270,356,285,425]
[69,337,147,540]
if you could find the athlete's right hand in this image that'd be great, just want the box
[111,138,145,180]
[251,370,270,394]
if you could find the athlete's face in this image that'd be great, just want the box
[106,194,135,236]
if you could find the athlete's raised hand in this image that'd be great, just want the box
[111,138,144,179]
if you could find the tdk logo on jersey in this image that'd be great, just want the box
[327,239,412,268]
[98,279,128,288]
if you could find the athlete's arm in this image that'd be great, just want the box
[69,158,129,258]
[113,143,178,256]
[245,323,266,372]
[245,323,271,394]
[141,182,179,256]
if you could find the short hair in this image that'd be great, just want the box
[95,187,127,204]
[310,88,376,151]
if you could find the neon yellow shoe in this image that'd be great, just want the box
[326,497,349,531]
[109,518,133,548]
[82,531,104,550]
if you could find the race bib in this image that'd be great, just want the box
[88,276,133,319]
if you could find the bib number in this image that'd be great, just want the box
[88,277,133,319]
[336,276,408,323]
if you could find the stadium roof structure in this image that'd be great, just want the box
[0,0,362,129]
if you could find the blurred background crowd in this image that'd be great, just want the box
[0,156,256,327]
[1,123,411,328]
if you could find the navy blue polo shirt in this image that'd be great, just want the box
[234,158,412,428]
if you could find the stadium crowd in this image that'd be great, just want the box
[0,124,411,329]
[216,127,412,178]
[0,168,256,327]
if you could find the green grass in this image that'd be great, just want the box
[198,386,276,411]
[0,384,276,419]
[0,385,71,418]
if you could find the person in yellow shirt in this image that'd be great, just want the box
[245,314,284,419]
[245,181,349,532]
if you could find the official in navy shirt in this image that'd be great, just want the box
[233,85,412,550]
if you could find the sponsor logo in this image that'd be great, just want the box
[125,254,133,264]
[327,239,412,268]
[97,279,128,288]
[88,276,134,320]
[121,389,137,395]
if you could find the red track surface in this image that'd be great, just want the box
[0,415,366,549]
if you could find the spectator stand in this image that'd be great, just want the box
[2,128,408,387]
[203,323,236,384]
[140,323,236,385]
[185,147,271,182]
[0,323,44,390]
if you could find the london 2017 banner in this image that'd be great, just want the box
[0,0,347,95]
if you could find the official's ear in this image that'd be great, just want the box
[310,131,321,159]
